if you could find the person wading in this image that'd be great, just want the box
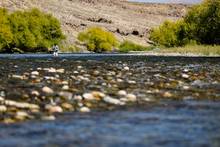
[52,44,59,57]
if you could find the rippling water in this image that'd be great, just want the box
[129,0,201,4]
[0,54,219,147]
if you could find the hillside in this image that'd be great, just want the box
[0,0,188,47]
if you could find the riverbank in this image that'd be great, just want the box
[0,55,219,123]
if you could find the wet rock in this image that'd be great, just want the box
[61,103,73,110]
[118,90,127,96]
[56,69,65,73]
[83,93,95,101]
[41,115,56,121]
[74,95,83,101]
[0,105,7,112]
[163,92,173,98]
[126,94,137,102]
[103,96,121,105]
[45,105,63,113]
[31,71,39,76]
[59,91,73,100]
[91,91,105,99]
[123,66,130,71]
[16,111,29,120]
[62,85,69,90]
[182,73,190,79]
[11,75,24,80]
[80,107,91,113]
[42,86,54,94]
[4,100,40,109]
[31,90,40,96]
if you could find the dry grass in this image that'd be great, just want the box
[157,45,220,56]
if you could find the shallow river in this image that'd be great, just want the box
[0,54,219,147]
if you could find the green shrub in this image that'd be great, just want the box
[150,0,220,47]
[119,40,153,53]
[0,9,13,51]
[78,27,118,52]
[185,0,220,44]
[0,8,65,52]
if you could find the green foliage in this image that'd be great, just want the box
[119,40,153,53]
[150,0,220,47]
[78,27,118,52]
[0,9,13,52]
[185,0,220,44]
[0,8,65,52]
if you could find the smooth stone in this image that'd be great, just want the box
[11,75,24,80]
[83,93,95,101]
[0,105,7,112]
[118,90,127,96]
[126,94,137,102]
[80,107,91,113]
[59,91,73,100]
[56,69,65,73]
[62,85,69,90]
[182,73,190,79]
[0,96,4,101]
[42,86,54,94]
[4,100,40,109]
[103,96,121,105]
[123,66,130,71]
[45,105,63,113]
[163,92,173,98]
[31,71,39,76]
[31,90,40,96]
[74,95,83,101]
[16,111,29,118]
[61,103,73,110]
[92,91,105,99]
[42,115,56,121]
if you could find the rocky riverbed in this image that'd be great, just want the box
[0,54,219,123]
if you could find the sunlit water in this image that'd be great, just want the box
[0,54,219,147]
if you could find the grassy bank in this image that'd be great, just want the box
[155,45,220,56]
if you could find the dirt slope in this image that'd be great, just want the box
[0,0,188,46]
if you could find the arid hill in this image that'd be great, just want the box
[0,0,189,46]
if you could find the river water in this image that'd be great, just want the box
[0,54,219,147]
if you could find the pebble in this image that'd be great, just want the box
[11,75,24,80]
[31,90,40,96]
[45,105,63,113]
[62,85,69,90]
[74,95,83,101]
[103,96,121,105]
[123,66,130,71]
[80,107,91,113]
[31,71,39,76]
[16,111,29,119]
[118,90,127,96]
[61,103,73,110]
[4,100,40,109]
[42,115,56,121]
[42,86,54,94]
[0,105,7,112]
[0,96,4,101]
[182,73,190,79]
[56,69,65,73]
[59,91,73,100]
[126,94,137,102]
[163,92,173,98]
[91,91,105,99]
[83,93,95,101]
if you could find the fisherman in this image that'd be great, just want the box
[52,44,59,57]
